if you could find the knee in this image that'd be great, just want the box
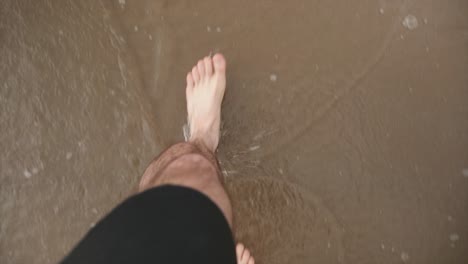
[165,154,219,182]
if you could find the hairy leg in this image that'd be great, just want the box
[138,53,253,263]
[138,140,232,226]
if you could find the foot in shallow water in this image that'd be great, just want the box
[186,55,253,264]
[236,243,255,264]
[185,53,226,152]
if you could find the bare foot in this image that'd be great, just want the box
[186,53,226,152]
[236,243,255,264]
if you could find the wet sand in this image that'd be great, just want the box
[1,0,467,263]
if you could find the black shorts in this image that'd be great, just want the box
[61,185,236,264]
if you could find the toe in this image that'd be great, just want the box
[236,244,245,262]
[197,60,205,79]
[192,66,200,83]
[204,56,213,76]
[248,257,255,264]
[213,53,226,73]
[241,249,250,262]
[186,72,194,89]
[186,73,194,96]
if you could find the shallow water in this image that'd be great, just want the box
[1,0,467,263]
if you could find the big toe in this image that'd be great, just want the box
[236,244,245,260]
[212,53,226,74]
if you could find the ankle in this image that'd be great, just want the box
[189,134,218,153]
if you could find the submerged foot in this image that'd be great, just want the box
[186,53,226,152]
[236,243,255,264]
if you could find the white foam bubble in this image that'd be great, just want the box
[449,233,459,242]
[270,74,277,82]
[249,145,260,151]
[402,15,418,30]
[400,252,410,262]
[462,168,468,178]
[23,169,32,178]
